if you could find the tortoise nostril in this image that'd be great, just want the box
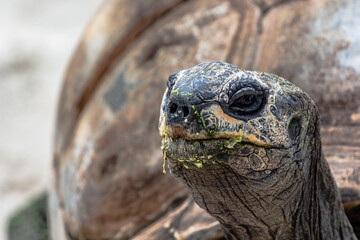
[182,106,189,117]
[170,103,178,114]
[168,102,190,125]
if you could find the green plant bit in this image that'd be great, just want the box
[183,164,189,169]
[208,125,218,137]
[172,89,179,94]
[191,105,207,129]
[225,136,242,148]
[198,116,207,129]
[162,151,167,174]
[187,92,193,96]
[208,130,216,138]
[162,126,167,136]
[194,161,203,168]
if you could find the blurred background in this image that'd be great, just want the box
[0,1,102,239]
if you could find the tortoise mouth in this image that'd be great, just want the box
[162,136,286,178]
[162,136,284,156]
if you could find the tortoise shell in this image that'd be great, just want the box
[50,0,360,239]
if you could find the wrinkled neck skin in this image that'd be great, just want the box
[168,125,356,240]
[292,151,356,240]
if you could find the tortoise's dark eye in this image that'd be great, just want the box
[229,87,264,114]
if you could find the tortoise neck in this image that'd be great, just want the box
[221,151,356,240]
[292,151,356,240]
[288,111,356,239]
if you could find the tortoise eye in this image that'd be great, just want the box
[229,87,264,114]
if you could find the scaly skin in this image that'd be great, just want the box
[159,61,356,239]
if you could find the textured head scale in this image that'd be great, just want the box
[160,60,316,154]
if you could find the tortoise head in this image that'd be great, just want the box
[159,60,317,175]
[158,61,328,238]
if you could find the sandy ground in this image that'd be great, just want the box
[0,0,103,239]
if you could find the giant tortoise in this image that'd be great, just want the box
[50,0,360,239]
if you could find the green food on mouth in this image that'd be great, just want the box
[181,158,203,169]
[161,127,168,174]
[224,136,242,149]
[194,161,203,168]
[161,135,248,172]
[162,151,167,174]
[208,130,216,138]
[208,125,218,138]
[176,155,218,169]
